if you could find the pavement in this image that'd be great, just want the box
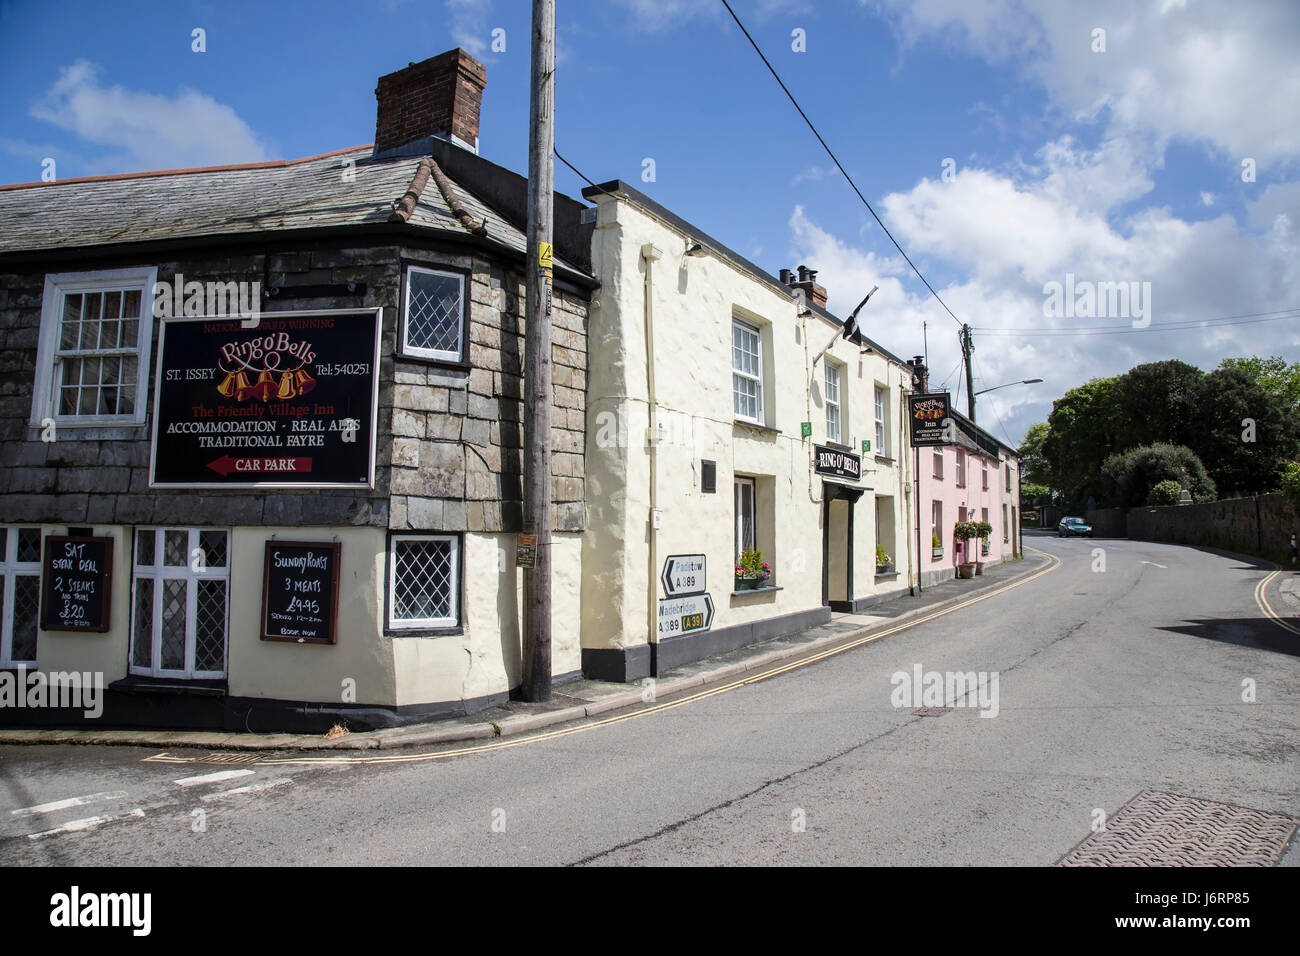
[0,549,1051,753]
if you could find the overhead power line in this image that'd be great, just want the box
[719,0,964,330]
[972,308,1300,337]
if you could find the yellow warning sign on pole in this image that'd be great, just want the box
[538,242,553,270]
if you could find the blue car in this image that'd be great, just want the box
[1058,516,1093,538]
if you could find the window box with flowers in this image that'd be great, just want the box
[875,544,894,575]
[734,548,771,590]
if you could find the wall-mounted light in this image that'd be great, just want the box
[684,241,708,257]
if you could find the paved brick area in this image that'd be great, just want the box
[1058,789,1299,866]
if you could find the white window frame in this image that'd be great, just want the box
[874,385,886,456]
[401,266,466,363]
[731,319,764,425]
[734,477,756,558]
[983,460,989,491]
[1003,504,1010,543]
[933,447,943,479]
[0,527,42,667]
[31,266,158,428]
[388,534,461,630]
[956,449,966,487]
[130,528,230,680]
[825,362,841,444]
[931,501,943,548]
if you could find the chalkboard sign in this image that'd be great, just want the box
[261,541,341,645]
[41,536,114,632]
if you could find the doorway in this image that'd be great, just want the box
[822,482,865,612]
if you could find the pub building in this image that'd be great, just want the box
[0,50,596,730]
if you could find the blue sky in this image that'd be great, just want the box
[3,0,1298,446]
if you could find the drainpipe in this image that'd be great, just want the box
[641,243,662,660]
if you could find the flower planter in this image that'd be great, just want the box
[957,562,976,579]
[876,564,893,575]
[931,548,943,561]
[735,577,762,590]
[974,562,984,575]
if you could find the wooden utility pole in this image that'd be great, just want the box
[961,324,976,422]
[521,0,555,701]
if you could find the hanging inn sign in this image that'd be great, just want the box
[907,392,952,447]
[150,309,381,488]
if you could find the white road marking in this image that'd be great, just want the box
[1140,561,1168,569]
[27,808,145,840]
[173,769,256,788]
[200,778,292,801]
[11,791,128,817]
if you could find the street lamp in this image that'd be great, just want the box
[974,378,1042,396]
[970,378,1042,424]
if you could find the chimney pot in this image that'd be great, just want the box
[374,48,487,156]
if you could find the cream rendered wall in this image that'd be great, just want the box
[583,194,919,657]
[33,524,130,682]
[228,525,393,705]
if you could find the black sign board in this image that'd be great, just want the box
[908,393,952,447]
[150,309,380,487]
[261,541,341,645]
[40,536,114,632]
[814,444,861,481]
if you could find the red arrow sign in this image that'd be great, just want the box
[207,455,313,476]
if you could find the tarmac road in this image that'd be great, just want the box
[2,533,1297,866]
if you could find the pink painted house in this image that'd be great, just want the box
[915,411,1020,587]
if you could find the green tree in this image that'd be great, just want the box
[1100,443,1216,508]
[1020,481,1052,507]
[1219,356,1300,408]
[1281,462,1300,511]
[1113,360,1204,449]
[1189,366,1300,496]
[1042,376,1121,510]
[1018,422,1051,487]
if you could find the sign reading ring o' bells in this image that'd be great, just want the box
[813,444,861,481]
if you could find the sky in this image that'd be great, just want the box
[2,0,1298,448]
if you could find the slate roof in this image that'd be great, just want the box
[0,144,586,276]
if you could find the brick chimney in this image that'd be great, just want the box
[783,264,828,309]
[374,49,487,157]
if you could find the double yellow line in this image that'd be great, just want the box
[155,550,1063,768]
[1255,569,1300,636]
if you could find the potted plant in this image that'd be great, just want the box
[975,520,993,572]
[734,549,771,590]
[875,544,892,575]
[953,521,980,578]
[931,533,943,561]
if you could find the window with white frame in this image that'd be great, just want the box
[402,266,466,362]
[874,386,887,456]
[1006,462,1013,492]
[131,528,230,679]
[734,477,756,558]
[1003,504,1010,542]
[1,527,42,666]
[31,267,157,427]
[931,501,943,549]
[389,534,460,630]
[731,319,763,424]
[825,363,841,444]
[983,460,989,490]
[956,449,966,487]
[933,447,943,479]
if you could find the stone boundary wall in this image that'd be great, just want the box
[1088,494,1299,563]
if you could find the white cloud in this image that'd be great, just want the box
[614,0,807,33]
[789,146,1300,445]
[30,61,272,174]
[446,0,491,56]
[1200,191,1215,206]
[866,0,1300,165]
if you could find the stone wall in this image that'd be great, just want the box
[1101,494,1299,563]
[0,239,588,532]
